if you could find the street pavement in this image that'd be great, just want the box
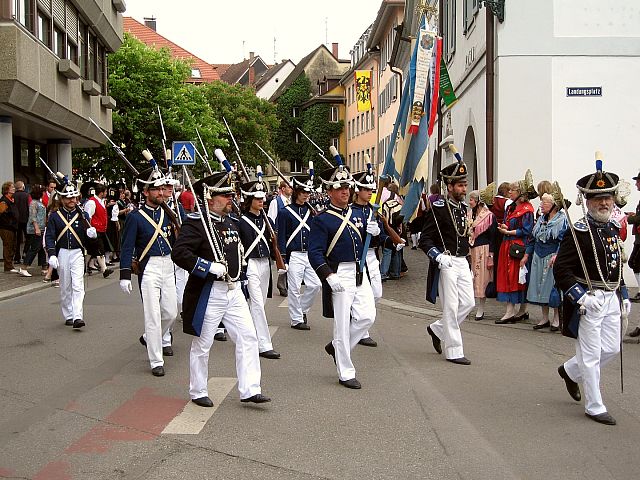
[1,247,640,479]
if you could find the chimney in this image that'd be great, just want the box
[332,42,339,59]
[143,16,157,31]
[249,51,255,60]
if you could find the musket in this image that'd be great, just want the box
[195,128,214,174]
[88,117,181,232]
[194,146,214,174]
[295,127,334,168]
[255,142,318,215]
[39,157,93,230]
[157,106,182,225]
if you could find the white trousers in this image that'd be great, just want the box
[175,265,187,309]
[140,256,177,368]
[367,249,382,301]
[564,290,621,416]
[429,256,474,359]
[246,257,274,352]
[58,248,85,321]
[287,251,321,325]
[190,282,262,400]
[330,262,376,380]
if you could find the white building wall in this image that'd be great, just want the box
[257,62,296,100]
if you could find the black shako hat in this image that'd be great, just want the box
[577,153,619,199]
[439,145,468,185]
[291,175,315,192]
[193,171,234,198]
[240,180,267,199]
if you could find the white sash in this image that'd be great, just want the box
[137,208,171,262]
[285,206,311,247]
[325,207,362,257]
[241,215,267,257]
[55,211,84,249]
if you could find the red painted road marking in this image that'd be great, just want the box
[65,387,186,454]
[0,468,16,478]
[33,461,71,480]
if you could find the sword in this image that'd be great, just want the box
[295,127,334,168]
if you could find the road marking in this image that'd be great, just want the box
[378,298,441,317]
[162,377,237,435]
[278,298,288,308]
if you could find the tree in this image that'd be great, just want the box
[74,34,224,182]
[273,74,312,172]
[200,81,279,173]
[301,103,344,171]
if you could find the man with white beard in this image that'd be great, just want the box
[554,157,631,426]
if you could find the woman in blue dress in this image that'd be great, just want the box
[522,193,568,331]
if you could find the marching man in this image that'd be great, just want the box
[45,176,98,329]
[172,156,270,407]
[309,160,376,389]
[419,146,474,365]
[238,167,280,359]
[554,156,630,426]
[277,171,321,330]
[119,163,179,377]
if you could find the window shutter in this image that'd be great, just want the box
[66,3,77,39]
[52,0,64,25]
[37,0,51,11]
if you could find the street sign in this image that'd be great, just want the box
[566,87,602,97]
[172,141,196,165]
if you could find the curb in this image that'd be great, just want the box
[0,281,52,302]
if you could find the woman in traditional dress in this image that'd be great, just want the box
[468,190,497,320]
[495,173,536,323]
[523,193,568,331]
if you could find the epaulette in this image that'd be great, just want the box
[187,212,201,219]
[574,218,588,232]
[609,218,621,229]
[432,199,445,208]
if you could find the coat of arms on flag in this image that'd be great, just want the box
[355,70,372,112]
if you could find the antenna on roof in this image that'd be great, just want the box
[242,40,246,60]
[325,17,328,46]
[273,36,277,64]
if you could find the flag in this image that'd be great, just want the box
[439,57,458,107]
[355,70,372,112]
[381,16,442,221]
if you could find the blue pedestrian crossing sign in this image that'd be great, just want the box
[172,141,196,165]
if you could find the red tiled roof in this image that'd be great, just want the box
[212,64,232,77]
[123,17,219,83]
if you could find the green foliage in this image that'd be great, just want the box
[74,34,224,182]
[200,81,279,173]
[301,104,344,171]
[273,74,312,171]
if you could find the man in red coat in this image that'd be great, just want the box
[84,184,114,278]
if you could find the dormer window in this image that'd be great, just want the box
[191,68,201,78]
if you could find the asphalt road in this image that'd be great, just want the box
[1,248,640,479]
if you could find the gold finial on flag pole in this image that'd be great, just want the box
[416,0,439,23]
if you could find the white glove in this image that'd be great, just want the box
[86,227,97,239]
[326,274,345,293]
[578,293,604,314]
[277,268,288,275]
[435,253,453,269]
[622,298,632,316]
[365,222,381,236]
[208,262,227,278]
[120,280,132,294]
[48,255,59,270]
[395,240,406,251]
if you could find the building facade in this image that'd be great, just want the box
[0,0,124,184]
[367,0,404,174]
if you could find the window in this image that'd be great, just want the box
[292,107,300,117]
[331,138,339,151]
[191,68,201,78]
[79,21,87,77]
[443,0,457,60]
[67,40,78,64]
[17,0,34,32]
[97,43,105,91]
[37,10,51,48]
[371,146,375,164]
[54,26,65,58]
[464,0,480,35]
[371,107,375,128]
[366,111,370,131]
[330,106,339,123]
[346,122,350,140]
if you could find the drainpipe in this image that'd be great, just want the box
[486,8,495,184]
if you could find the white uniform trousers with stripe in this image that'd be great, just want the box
[246,257,274,352]
[330,262,376,381]
[287,251,321,326]
[429,256,474,359]
[140,255,177,368]
[189,281,262,400]
[564,290,620,416]
[57,248,85,321]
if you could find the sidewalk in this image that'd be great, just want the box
[0,266,53,301]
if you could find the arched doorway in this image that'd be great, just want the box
[463,126,478,190]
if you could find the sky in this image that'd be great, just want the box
[124,0,384,65]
